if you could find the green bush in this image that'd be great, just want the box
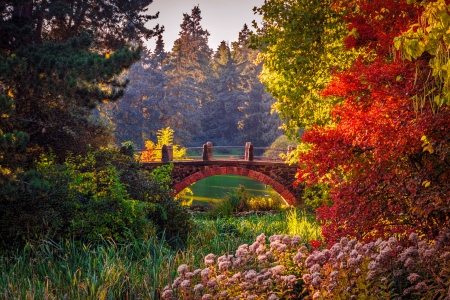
[207,186,286,218]
[0,148,194,251]
[301,183,332,211]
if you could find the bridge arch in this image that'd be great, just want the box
[171,166,297,205]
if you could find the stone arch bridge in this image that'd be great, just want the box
[143,142,303,205]
[142,161,301,205]
[140,142,302,205]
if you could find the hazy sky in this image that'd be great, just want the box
[144,0,264,51]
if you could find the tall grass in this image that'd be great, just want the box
[0,209,320,299]
[286,208,322,241]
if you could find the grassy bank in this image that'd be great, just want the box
[0,209,320,300]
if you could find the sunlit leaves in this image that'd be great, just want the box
[251,0,359,137]
[286,0,450,244]
[394,0,450,108]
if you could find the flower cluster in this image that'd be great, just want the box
[162,233,305,299]
[163,230,450,299]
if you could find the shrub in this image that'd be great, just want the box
[207,186,286,219]
[0,148,194,250]
[166,229,450,299]
[246,194,285,212]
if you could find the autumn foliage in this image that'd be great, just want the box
[297,0,450,244]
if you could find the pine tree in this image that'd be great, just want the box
[0,0,162,160]
[163,5,212,145]
[201,41,248,145]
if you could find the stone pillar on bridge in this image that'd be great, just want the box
[202,142,213,161]
[162,145,173,162]
[245,142,254,161]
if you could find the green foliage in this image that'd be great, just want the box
[120,140,137,157]
[208,186,251,217]
[0,210,320,298]
[0,0,162,162]
[0,94,29,201]
[301,183,332,211]
[286,209,322,242]
[394,0,450,109]
[264,134,299,162]
[207,186,286,218]
[1,35,143,160]
[0,148,195,250]
[246,194,286,212]
[251,0,360,136]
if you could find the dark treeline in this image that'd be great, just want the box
[98,6,282,148]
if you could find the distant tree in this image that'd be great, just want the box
[234,25,282,146]
[200,41,248,145]
[140,127,187,161]
[98,36,173,148]
[164,5,212,145]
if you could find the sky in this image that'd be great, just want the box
[144,0,264,51]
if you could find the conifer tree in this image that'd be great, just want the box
[0,0,162,161]
[164,5,212,145]
[201,41,247,145]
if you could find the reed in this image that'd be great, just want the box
[0,209,320,299]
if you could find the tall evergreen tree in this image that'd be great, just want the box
[0,0,162,161]
[233,25,282,146]
[164,5,212,145]
[98,36,173,148]
[201,41,248,145]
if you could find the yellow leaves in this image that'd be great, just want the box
[7,89,14,99]
[105,52,112,59]
[422,180,431,187]
[422,144,434,153]
[421,135,435,154]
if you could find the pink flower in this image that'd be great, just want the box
[256,233,266,244]
[270,265,284,276]
[244,270,257,281]
[219,290,228,297]
[180,279,190,289]
[201,268,210,278]
[218,261,231,271]
[302,273,312,284]
[235,244,249,257]
[291,235,302,246]
[193,268,202,276]
[217,274,226,282]
[161,288,174,300]
[293,251,305,265]
[171,277,182,289]
[258,254,268,262]
[177,264,188,277]
[409,232,419,244]
[311,273,322,287]
[407,273,421,284]
[204,253,216,266]
[193,283,203,294]
[206,279,218,289]
[312,291,321,299]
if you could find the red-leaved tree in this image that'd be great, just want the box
[298,0,450,244]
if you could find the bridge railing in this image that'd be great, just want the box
[135,142,295,163]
